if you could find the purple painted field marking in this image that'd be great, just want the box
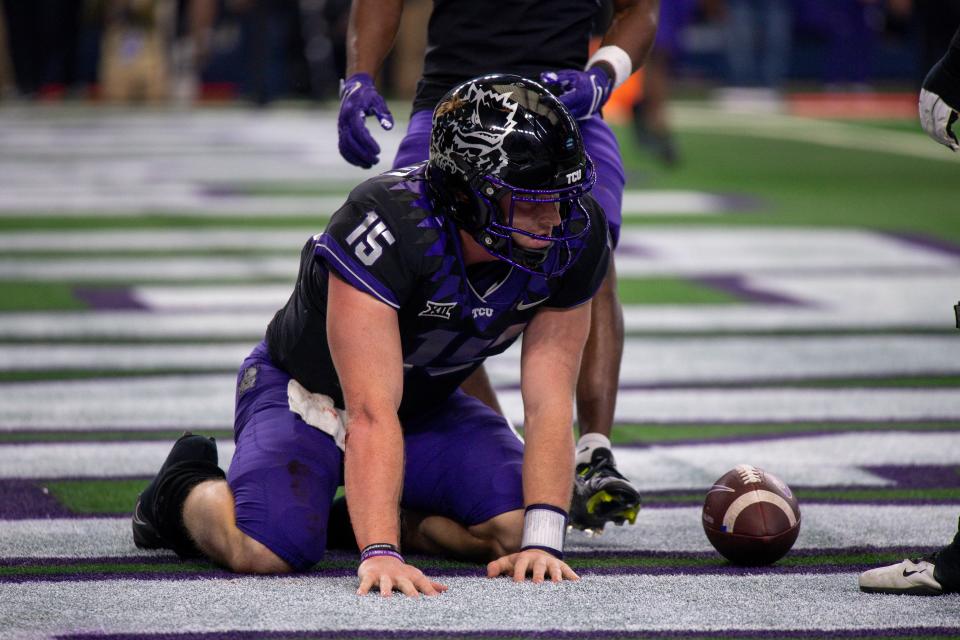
[72,288,147,311]
[883,231,960,259]
[0,479,75,519]
[55,625,960,640]
[692,274,809,305]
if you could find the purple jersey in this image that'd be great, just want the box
[265,163,609,420]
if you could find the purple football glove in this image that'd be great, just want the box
[540,66,613,121]
[338,72,394,169]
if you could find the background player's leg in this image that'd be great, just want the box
[569,117,639,533]
[576,258,623,438]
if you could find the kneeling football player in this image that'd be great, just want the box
[132,74,611,596]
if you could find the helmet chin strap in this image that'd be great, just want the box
[476,228,550,269]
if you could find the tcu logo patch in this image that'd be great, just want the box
[345,211,396,266]
[472,307,493,319]
[565,169,582,184]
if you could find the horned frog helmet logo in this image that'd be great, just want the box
[433,82,520,178]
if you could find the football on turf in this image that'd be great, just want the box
[701,464,801,566]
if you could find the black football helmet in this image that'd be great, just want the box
[426,74,595,277]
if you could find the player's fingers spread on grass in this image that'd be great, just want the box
[486,556,510,578]
[531,555,549,583]
[560,562,580,581]
[395,576,420,598]
[356,573,376,595]
[379,575,394,598]
[512,555,531,582]
[412,571,447,596]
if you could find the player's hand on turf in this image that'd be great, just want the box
[357,555,447,597]
[539,67,613,121]
[919,59,959,152]
[338,72,395,168]
[486,549,580,583]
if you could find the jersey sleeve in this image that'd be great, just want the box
[313,198,420,309]
[546,197,611,309]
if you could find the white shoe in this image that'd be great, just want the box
[859,557,943,596]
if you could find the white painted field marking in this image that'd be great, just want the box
[0,107,392,185]
[0,375,236,430]
[0,311,272,340]
[1,228,955,280]
[129,272,957,330]
[674,103,960,162]
[499,387,960,425]
[0,256,298,281]
[1,506,956,558]
[4,376,960,429]
[0,189,735,218]
[6,336,960,383]
[0,229,316,252]
[0,343,253,371]
[4,433,959,487]
[2,570,959,637]
[612,432,960,491]
[0,188,738,218]
[623,272,960,330]
[566,504,960,552]
[488,335,960,385]
[616,228,959,275]
[131,285,291,310]
[620,191,735,215]
[0,191,350,217]
[0,441,237,478]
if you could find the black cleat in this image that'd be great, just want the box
[569,447,641,536]
[132,498,164,550]
[132,431,219,551]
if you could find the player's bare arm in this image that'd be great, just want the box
[327,273,447,598]
[604,0,660,69]
[345,0,404,77]
[486,302,592,584]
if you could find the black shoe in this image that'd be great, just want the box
[132,431,218,551]
[569,447,641,535]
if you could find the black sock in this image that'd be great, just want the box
[149,460,225,559]
[933,517,960,592]
[138,434,224,559]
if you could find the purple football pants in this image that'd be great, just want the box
[394,109,625,248]
[228,342,525,570]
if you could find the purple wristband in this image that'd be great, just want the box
[359,543,404,565]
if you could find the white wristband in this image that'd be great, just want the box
[520,504,567,558]
[587,45,633,90]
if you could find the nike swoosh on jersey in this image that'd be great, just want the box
[517,297,549,311]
